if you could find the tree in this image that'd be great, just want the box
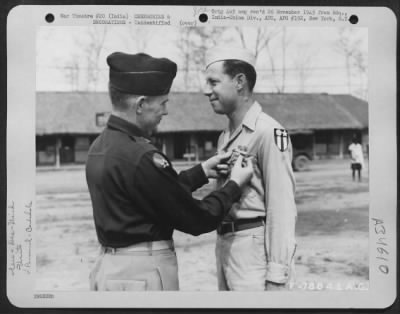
[63,26,108,91]
[352,49,368,100]
[265,27,292,93]
[64,54,80,91]
[231,26,291,93]
[292,43,316,93]
[84,27,109,91]
[176,27,193,91]
[280,27,288,93]
[124,26,152,53]
[334,28,366,96]
[175,27,225,91]
[234,26,280,61]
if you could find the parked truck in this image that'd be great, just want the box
[290,132,314,171]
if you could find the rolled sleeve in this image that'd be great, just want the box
[178,163,209,192]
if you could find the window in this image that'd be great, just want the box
[96,112,111,127]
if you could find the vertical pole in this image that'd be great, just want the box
[339,131,344,159]
[162,137,167,155]
[55,137,61,169]
[192,134,199,162]
[312,132,316,159]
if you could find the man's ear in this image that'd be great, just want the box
[135,96,146,114]
[235,73,246,91]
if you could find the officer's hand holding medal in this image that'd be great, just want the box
[215,147,255,179]
[228,154,254,188]
[201,151,232,178]
[201,149,254,186]
[226,146,251,168]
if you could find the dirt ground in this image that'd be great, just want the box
[35,159,369,291]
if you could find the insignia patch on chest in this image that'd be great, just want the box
[274,128,289,152]
[152,152,170,169]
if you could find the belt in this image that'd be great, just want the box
[103,240,174,255]
[217,217,266,235]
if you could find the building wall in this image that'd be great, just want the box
[36,135,57,165]
[36,129,368,167]
[154,132,219,161]
[74,136,91,163]
[36,134,95,166]
[361,131,369,157]
[311,129,367,159]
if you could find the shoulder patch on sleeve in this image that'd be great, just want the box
[152,152,170,169]
[274,128,289,152]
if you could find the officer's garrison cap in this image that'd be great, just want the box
[107,52,177,96]
[205,46,256,69]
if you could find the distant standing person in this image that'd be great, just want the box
[348,135,364,182]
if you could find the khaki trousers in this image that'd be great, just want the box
[215,226,268,291]
[90,242,179,291]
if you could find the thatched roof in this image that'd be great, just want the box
[36,92,368,135]
[256,93,367,131]
[331,94,368,127]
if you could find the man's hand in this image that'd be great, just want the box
[201,151,232,179]
[265,281,288,291]
[229,155,254,188]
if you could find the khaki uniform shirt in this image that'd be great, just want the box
[217,101,297,284]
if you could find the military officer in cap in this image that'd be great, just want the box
[203,47,297,291]
[86,52,254,291]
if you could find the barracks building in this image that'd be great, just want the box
[36,92,368,170]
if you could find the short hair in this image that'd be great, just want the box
[108,83,137,111]
[222,60,257,92]
[352,133,361,144]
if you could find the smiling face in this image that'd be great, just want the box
[137,94,169,135]
[203,61,239,115]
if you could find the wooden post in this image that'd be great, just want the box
[55,137,62,169]
[312,132,317,159]
[162,138,167,155]
[192,134,199,162]
[339,131,344,159]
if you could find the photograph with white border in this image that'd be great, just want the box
[6,5,397,308]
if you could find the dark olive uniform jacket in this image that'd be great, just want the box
[86,115,241,248]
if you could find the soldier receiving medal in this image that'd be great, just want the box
[203,46,297,291]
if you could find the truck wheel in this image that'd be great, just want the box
[294,155,310,171]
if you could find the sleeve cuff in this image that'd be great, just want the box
[265,262,290,284]
[191,163,209,187]
[222,180,242,203]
